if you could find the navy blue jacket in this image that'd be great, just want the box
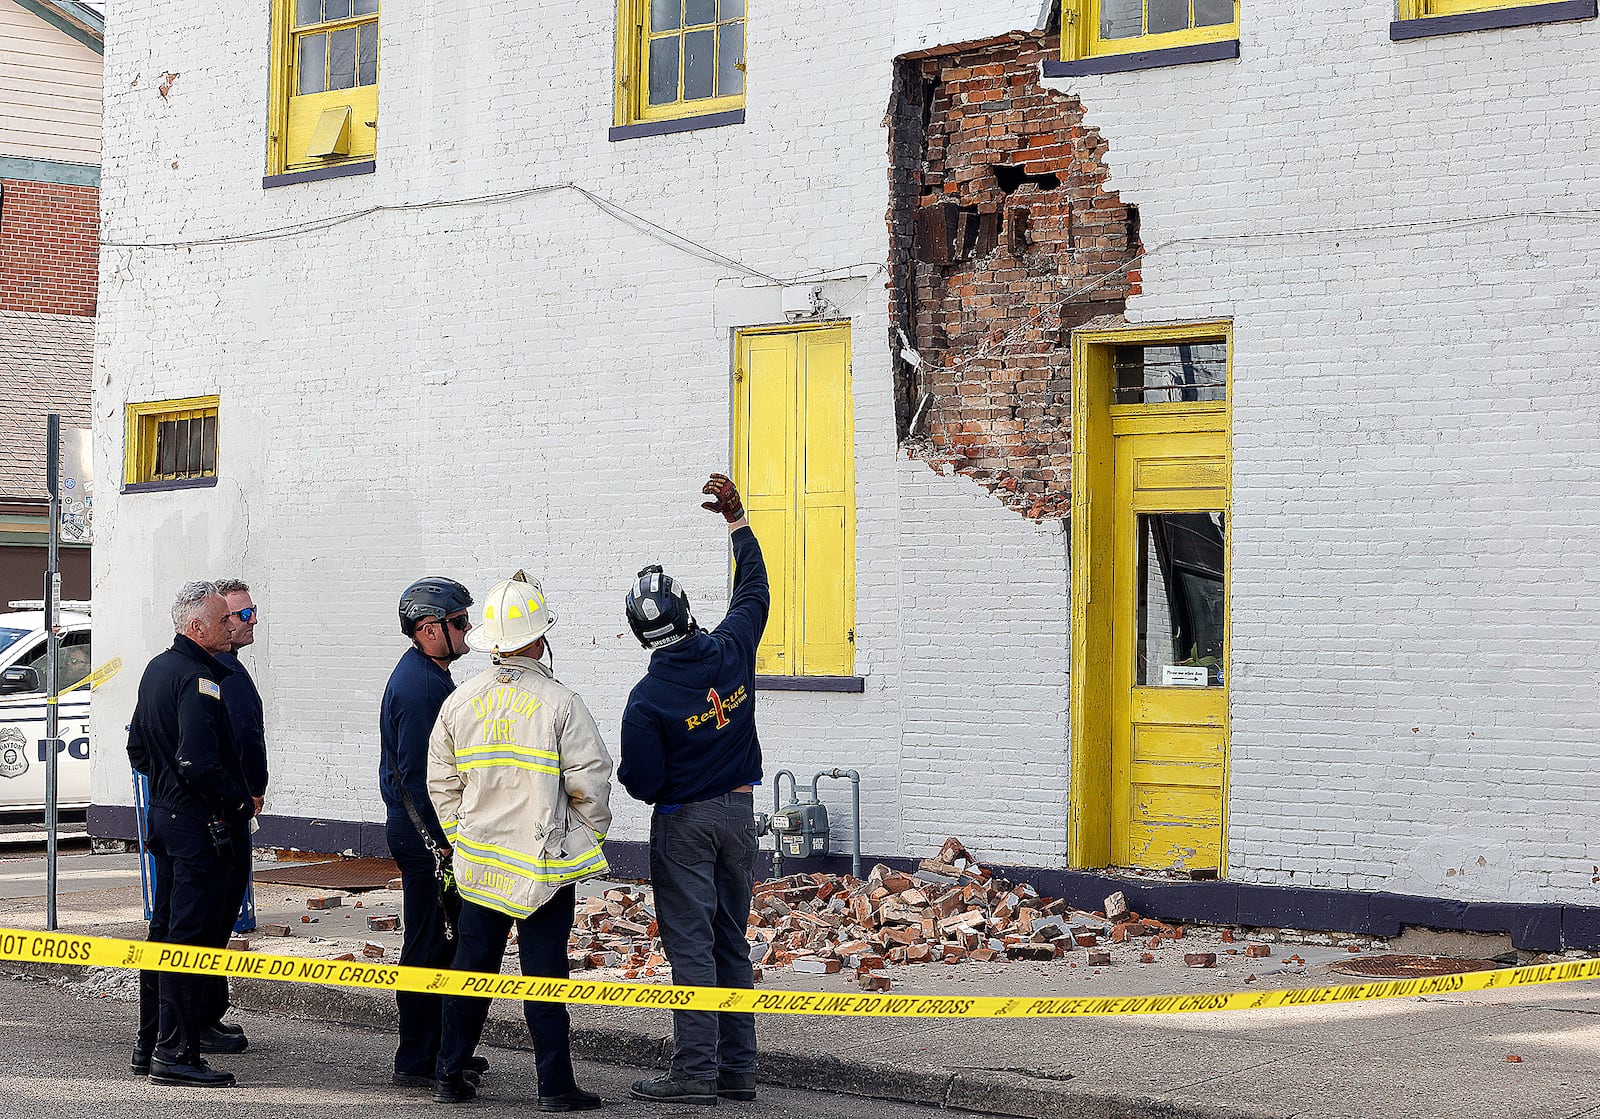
[126,635,252,823]
[215,650,267,798]
[379,646,454,846]
[619,525,769,807]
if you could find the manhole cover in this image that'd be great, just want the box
[1328,954,1500,979]
[253,857,399,891]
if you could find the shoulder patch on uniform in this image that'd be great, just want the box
[198,678,221,699]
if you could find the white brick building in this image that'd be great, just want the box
[91,1,1600,947]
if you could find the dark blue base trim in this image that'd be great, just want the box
[1391,0,1596,39]
[0,156,100,188]
[608,109,745,142]
[756,675,866,694]
[87,804,1600,950]
[121,477,218,495]
[262,161,376,190]
[1043,39,1239,77]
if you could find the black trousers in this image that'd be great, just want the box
[388,817,456,1077]
[137,816,249,1051]
[138,809,245,1063]
[437,887,577,1096]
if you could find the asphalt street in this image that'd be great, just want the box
[0,972,1007,1119]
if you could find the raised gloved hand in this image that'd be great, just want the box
[701,473,745,523]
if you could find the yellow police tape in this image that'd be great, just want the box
[2,926,1598,1018]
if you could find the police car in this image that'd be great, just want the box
[0,602,92,811]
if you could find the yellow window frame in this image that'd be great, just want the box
[1397,0,1549,15]
[1062,0,1240,61]
[614,0,746,127]
[732,323,856,678]
[124,396,220,486]
[267,0,380,175]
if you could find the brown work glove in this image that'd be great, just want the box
[701,473,745,523]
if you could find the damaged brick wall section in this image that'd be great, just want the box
[887,30,1138,521]
[0,179,100,317]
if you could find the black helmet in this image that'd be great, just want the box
[399,576,473,637]
[625,565,695,649]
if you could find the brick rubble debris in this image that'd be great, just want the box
[565,837,1197,990]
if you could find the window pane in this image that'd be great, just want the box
[720,0,744,15]
[328,25,357,90]
[200,415,217,474]
[297,33,327,94]
[648,37,679,104]
[186,416,204,474]
[717,20,744,97]
[1194,0,1233,26]
[358,23,379,86]
[323,0,352,20]
[1137,513,1225,687]
[1100,0,1144,38]
[295,0,322,28]
[1147,0,1191,34]
[1113,342,1226,404]
[686,0,716,25]
[651,0,680,31]
[156,421,176,477]
[353,0,379,13]
[683,28,715,100]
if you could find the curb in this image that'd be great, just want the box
[226,978,1272,1119]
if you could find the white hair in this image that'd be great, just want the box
[171,580,221,631]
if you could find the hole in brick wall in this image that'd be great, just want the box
[1126,204,1141,253]
[1008,208,1032,255]
[992,164,1061,195]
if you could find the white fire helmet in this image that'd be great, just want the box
[466,570,556,656]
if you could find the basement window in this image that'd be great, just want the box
[1113,342,1225,404]
[124,397,219,491]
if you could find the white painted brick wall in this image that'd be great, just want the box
[1042,2,1600,902]
[94,2,1600,906]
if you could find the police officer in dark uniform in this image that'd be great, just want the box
[127,580,254,1088]
[380,576,488,1089]
[619,474,769,1106]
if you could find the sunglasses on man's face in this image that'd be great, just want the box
[226,607,259,623]
[428,615,471,632]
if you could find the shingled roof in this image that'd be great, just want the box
[0,311,93,501]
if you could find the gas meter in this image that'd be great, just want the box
[771,801,829,859]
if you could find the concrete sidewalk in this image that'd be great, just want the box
[4,850,1600,1119]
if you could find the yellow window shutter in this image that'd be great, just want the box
[738,333,797,675]
[795,330,855,676]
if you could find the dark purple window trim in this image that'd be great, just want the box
[262,160,377,190]
[756,675,866,694]
[122,477,218,494]
[608,109,745,142]
[1043,38,1239,77]
[1391,0,1595,38]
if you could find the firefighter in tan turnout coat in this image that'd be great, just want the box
[426,570,613,1109]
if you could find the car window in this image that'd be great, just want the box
[25,633,91,692]
[0,627,28,656]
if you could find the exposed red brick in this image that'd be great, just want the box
[0,179,99,316]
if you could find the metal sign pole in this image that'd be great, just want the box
[45,413,61,931]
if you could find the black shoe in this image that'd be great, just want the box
[198,1025,248,1054]
[716,1072,757,1102]
[210,1021,246,1037]
[465,1054,490,1074]
[631,1076,717,1105]
[148,1056,236,1088]
[131,1047,152,1076]
[433,1072,478,1103]
[395,1068,479,1089]
[539,1087,603,1112]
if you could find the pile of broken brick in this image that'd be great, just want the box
[566,838,1279,991]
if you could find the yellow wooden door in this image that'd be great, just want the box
[1110,413,1228,870]
[733,325,855,677]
